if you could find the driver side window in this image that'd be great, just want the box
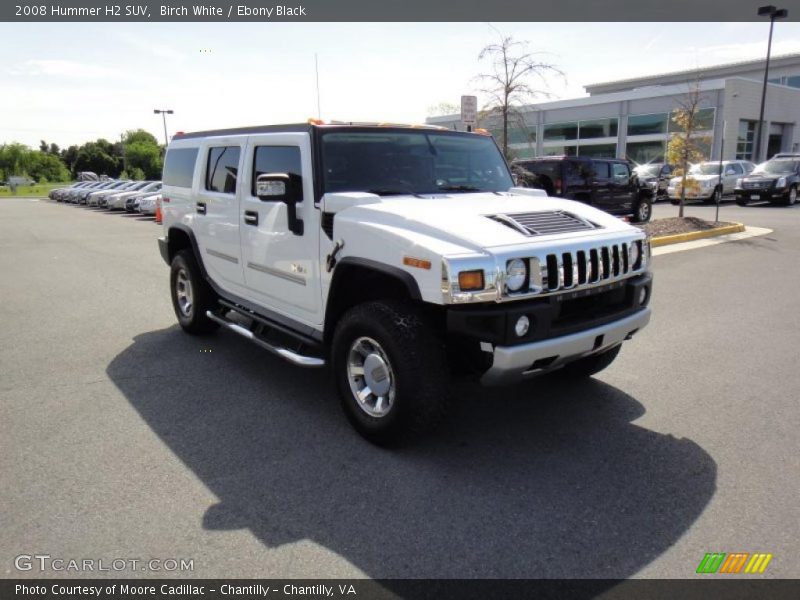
[252,146,302,196]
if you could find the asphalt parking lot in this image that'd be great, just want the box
[1,198,799,582]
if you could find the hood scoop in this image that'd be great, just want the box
[488,210,599,237]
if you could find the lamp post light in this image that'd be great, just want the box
[754,5,788,162]
[153,109,174,147]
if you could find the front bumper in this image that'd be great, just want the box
[481,307,651,385]
[735,188,785,202]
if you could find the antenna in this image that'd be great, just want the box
[315,53,321,120]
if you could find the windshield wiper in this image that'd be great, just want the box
[438,185,485,192]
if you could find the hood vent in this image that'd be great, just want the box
[488,210,598,237]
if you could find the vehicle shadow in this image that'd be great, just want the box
[107,326,716,580]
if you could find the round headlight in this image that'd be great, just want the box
[506,258,527,292]
[630,241,641,268]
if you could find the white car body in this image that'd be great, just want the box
[106,181,161,210]
[160,125,652,389]
[138,193,161,215]
[667,160,756,200]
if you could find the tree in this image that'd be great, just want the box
[475,28,562,159]
[666,83,712,218]
[122,129,163,179]
[427,102,461,118]
[73,142,119,177]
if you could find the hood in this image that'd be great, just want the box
[743,173,782,181]
[329,191,637,253]
[671,174,720,184]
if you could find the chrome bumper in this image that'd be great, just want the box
[480,308,651,386]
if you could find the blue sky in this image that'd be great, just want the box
[2,21,800,148]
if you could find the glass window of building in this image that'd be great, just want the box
[786,75,800,88]
[543,122,578,141]
[544,145,577,156]
[627,113,668,136]
[578,143,617,158]
[668,107,715,133]
[579,118,618,139]
[626,141,665,164]
[736,120,757,160]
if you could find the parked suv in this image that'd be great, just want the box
[512,156,652,223]
[159,123,652,444]
[667,160,755,205]
[735,158,800,206]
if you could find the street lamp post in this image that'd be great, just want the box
[153,109,174,147]
[754,5,788,163]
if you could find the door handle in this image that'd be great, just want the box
[244,211,258,226]
[196,202,206,215]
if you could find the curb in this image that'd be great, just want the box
[650,222,746,247]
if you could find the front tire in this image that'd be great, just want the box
[704,186,722,205]
[735,196,749,207]
[557,345,621,378]
[332,301,448,445]
[787,185,798,206]
[169,249,219,334]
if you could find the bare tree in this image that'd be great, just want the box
[666,82,712,218]
[426,102,461,118]
[475,27,563,159]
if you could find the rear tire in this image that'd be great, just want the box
[332,301,448,446]
[557,345,622,378]
[170,249,219,335]
[632,199,652,223]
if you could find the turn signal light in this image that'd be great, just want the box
[308,118,325,125]
[458,270,484,291]
[403,256,432,270]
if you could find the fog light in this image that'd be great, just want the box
[639,287,648,305]
[515,315,530,337]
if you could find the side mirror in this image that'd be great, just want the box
[256,173,304,235]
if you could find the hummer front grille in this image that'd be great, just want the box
[506,240,646,298]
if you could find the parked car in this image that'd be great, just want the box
[50,181,90,202]
[85,181,123,206]
[735,158,800,206]
[513,156,652,222]
[158,123,652,444]
[67,181,108,204]
[137,193,161,215]
[106,181,160,210]
[633,163,674,201]
[90,181,135,207]
[667,160,755,204]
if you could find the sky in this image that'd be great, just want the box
[2,21,800,149]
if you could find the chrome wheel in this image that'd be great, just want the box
[346,336,395,418]
[789,187,797,206]
[175,268,193,317]
[637,201,651,222]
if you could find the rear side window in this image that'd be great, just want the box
[206,146,241,194]
[594,162,611,178]
[252,146,302,195]
[612,163,630,179]
[163,148,198,188]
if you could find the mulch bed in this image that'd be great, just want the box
[637,216,736,238]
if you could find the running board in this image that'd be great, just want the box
[205,311,325,368]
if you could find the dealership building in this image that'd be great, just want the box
[426,53,800,165]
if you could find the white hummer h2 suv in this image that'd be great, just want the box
[158,123,652,444]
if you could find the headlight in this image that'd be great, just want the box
[505,258,527,292]
[777,177,787,188]
[701,179,713,188]
[736,178,743,188]
[630,241,641,269]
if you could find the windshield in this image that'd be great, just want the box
[753,160,798,175]
[320,130,513,195]
[634,165,660,177]
[688,163,723,175]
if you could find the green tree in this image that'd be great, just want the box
[122,129,162,179]
[666,83,711,218]
[73,142,119,177]
[28,152,70,182]
[475,28,562,159]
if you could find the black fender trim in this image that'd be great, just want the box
[332,257,422,301]
[163,224,324,345]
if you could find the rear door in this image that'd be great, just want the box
[193,139,246,286]
[609,161,636,210]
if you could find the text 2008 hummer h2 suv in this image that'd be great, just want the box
[158,122,652,444]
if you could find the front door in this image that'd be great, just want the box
[239,133,322,327]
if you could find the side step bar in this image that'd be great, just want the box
[205,311,325,368]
